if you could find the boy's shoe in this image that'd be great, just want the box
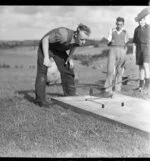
[143,87,150,95]
[134,80,145,92]
[100,90,113,98]
[134,87,143,92]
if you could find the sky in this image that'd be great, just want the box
[0,5,150,40]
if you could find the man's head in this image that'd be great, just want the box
[138,17,146,27]
[74,23,91,46]
[116,17,125,31]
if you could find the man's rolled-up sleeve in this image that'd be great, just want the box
[49,28,68,44]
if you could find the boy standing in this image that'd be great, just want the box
[104,17,129,96]
[133,7,150,93]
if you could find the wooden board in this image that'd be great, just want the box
[51,93,150,133]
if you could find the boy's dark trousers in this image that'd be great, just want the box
[35,47,76,104]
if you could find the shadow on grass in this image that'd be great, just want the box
[16,90,36,104]
[16,90,64,104]
[47,93,64,97]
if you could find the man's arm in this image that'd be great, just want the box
[125,31,129,44]
[107,29,113,46]
[132,43,136,59]
[67,46,76,61]
[131,29,137,61]
[42,35,52,67]
[124,31,129,51]
[41,28,67,67]
[65,47,77,69]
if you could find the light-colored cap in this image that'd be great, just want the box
[135,7,150,22]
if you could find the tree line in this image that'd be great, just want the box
[0,37,133,49]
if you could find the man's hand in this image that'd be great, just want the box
[69,59,74,69]
[65,59,74,69]
[43,57,52,67]
[130,52,136,63]
[131,44,136,62]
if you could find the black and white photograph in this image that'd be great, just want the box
[0,5,150,158]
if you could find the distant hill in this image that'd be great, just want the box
[84,37,108,47]
[0,38,106,49]
[0,37,133,49]
[0,40,39,49]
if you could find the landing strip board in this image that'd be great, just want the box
[51,93,150,133]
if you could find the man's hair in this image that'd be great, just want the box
[76,23,91,36]
[116,17,125,23]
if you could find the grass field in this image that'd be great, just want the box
[0,46,150,157]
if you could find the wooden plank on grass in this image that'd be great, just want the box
[51,93,150,133]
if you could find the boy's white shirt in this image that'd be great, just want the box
[107,27,128,43]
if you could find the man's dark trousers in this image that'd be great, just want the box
[35,47,76,103]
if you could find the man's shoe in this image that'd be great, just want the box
[39,101,50,107]
[35,100,50,107]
